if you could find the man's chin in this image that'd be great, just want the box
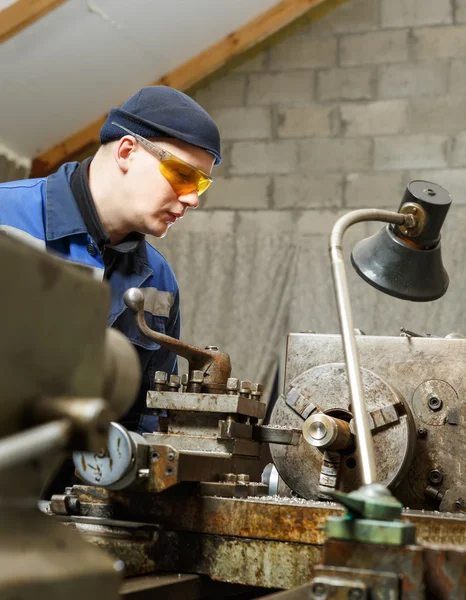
[150,221,172,239]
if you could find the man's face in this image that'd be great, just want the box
[120,137,215,238]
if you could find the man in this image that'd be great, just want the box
[0,86,221,433]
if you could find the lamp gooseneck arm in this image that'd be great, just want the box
[329,209,408,485]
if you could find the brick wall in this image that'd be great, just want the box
[185,0,466,221]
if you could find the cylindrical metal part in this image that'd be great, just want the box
[103,328,141,418]
[0,420,72,471]
[302,413,352,451]
[330,209,406,485]
[395,181,452,246]
[424,485,444,504]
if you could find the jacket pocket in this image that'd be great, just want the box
[113,308,168,351]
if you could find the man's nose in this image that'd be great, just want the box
[179,190,199,209]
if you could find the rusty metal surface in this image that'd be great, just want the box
[72,487,342,545]
[423,544,466,599]
[282,333,466,511]
[147,391,266,419]
[124,287,232,391]
[153,531,320,589]
[199,481,268,498]
[322,539,425,599]
[69,517,319,589]
[71,487,466,548]
[148,431,261,457]
[69,520,159,577]
[64,488,466,592]
[145,446,262,493]
[270,363,415,499]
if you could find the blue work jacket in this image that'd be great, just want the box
[0,162,180,433]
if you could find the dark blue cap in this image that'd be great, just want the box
[100,86,222,165]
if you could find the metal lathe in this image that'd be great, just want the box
[2,180,465,599]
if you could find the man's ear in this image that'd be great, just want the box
[113,136,136,174]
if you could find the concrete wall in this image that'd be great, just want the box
[155,0,466,351]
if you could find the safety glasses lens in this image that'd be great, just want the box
[159,158,211,196]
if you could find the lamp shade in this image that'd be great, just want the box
[351,180,451,302]
[351,226,448,301]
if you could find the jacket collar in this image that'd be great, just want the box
[45,162,88,241]
[45,161,151,270]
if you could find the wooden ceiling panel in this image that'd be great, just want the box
[0,0,68,44]
[30,0,345,177]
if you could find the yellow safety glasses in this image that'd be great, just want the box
[111,122,213,196]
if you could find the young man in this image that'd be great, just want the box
[0,86,222,433]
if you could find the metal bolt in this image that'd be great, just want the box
[190,370,204,383]
[222,473,237,483]
[165,466,175,477]
[251,383,264,399]
[154,371,168,391]
[417,428,428,438]
[205,345,219,351]
[188,370,204,392]
[237,474,250,484]
[239,380,252,397]
[154,371,167,384]
[181,373,188,391]
[168,374,181,391]
[348,589,364,600]
[311,582,328,599]
[151,451,160,461]
[428,469,443,486]
[167,452,175,462]
[428,395,443,411]
[227,377,239,394]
